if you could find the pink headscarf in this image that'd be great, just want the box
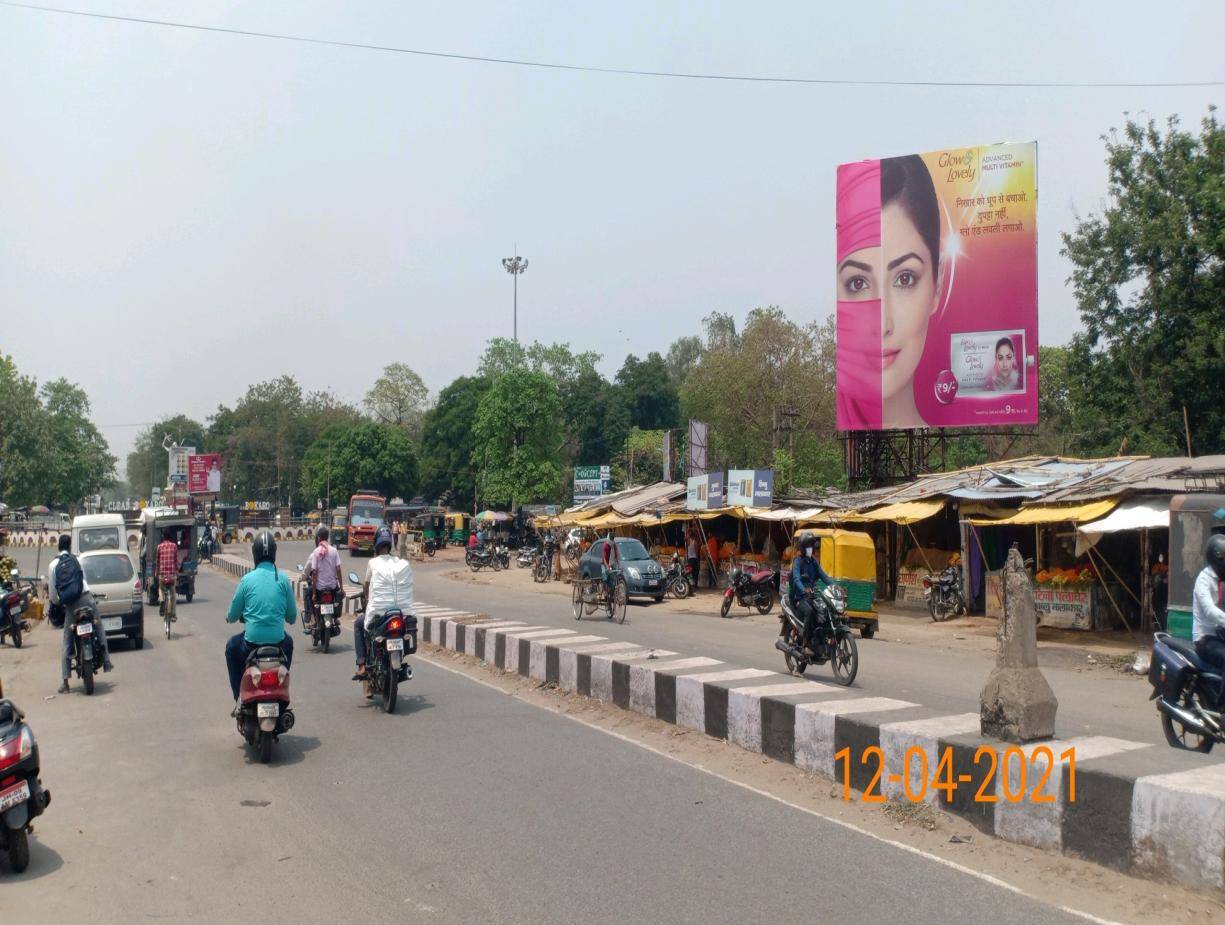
[835,160,883,430]
[837,161,881,264]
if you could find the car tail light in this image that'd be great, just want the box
[386,615,405,636]
[134,579,143,593]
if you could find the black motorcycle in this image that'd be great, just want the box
[351,575,416,714]
[1148,631,1223,753]
[67,604,105,695]
[465,546,499,572]
[775,583,858,685]
[720,564,778,618]
[197,533,214,563]
[0,575,34,648]
[662,554,690,599]
[0,699,52,873]
[422,536,439,558]
[924,565,967,622]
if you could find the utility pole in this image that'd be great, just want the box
[502,247,529,343]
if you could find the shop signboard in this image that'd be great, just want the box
[1034,586,1094,630]
[836,142,1038,430]
[168,446,195,484]
[573,465,611,503]
[686,472,724,511]
[188,453,223,494]
[726,469,774,508]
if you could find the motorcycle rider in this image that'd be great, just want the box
[1192,534,1225,706]
[302,525,344,634]
[47,533,113,692]
[790,531,836,651]
[353,526,414,690]
[224,530,296,710]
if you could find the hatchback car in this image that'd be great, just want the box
[79,550,145,649]
[579,537,665,602]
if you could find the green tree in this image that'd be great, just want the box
[472,369,563,507]
[208,376,310,506]
[615,352,680,430]
[559,369,630,468]
[364,363,430,441]
[419,376,489,509]
[1061,109,1225,456]
[38,379,116,508]
[126,415,208,496]
[299,421,418,506]
[0,354,48,506]
[665,335,704,387]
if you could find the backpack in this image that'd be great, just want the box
[55,553,85,607]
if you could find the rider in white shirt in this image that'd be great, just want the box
[354,527,414,683]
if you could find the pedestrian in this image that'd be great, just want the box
[685,525,701,596]
[707,529,721,589]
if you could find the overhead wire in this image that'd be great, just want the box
[2,0,1222,89]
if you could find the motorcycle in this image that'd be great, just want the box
[295,566,343,653]
[422,536,439,558]
[720,563,777,618]
[1148,631,1223,753]
[495,545,511,570]
[235,641,295,763]
[923,565,967,622]
[0,699,52,874]
[197,533,214,563]
[774,582,858,686]
[533,547,554,583]
[662,554,691,599]
[516,545,540,569]
[465,546,499,572]
[350,572,416,714]
[68,603,105,696]
[0,575,34,649]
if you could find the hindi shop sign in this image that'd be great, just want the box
[573,465,611,503]
[188,454,223,495]
[686,473,724,511]
[726,469,774,508]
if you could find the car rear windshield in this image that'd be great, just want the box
[83,554,134,584]
[614,539,650,560]
[78,527,122,552]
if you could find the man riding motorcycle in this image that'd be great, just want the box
[1192,534,1225,707]
[790,531,836,651]
[302,525,344,634]
[224,530,296,711]
[353,527,415,691]
[47,533,113,692]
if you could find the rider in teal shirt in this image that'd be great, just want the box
[225,532,297,703]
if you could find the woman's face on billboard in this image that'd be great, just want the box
[996,343,1015,375]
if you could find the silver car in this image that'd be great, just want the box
[79,550,145,650]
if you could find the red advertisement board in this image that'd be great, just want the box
[188,454,223,495]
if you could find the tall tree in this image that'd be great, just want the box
[299,421,418,506]
[208,376,309,506]
[560,369,630,467]
[39,379,115,508]
[419,376,489,509]
[363,363,430,441]
[665,335,704,387]
[0,354,48,507]
[127,415,208,496]
[472,369,563,507]
[1062,109,1225,456]
[615,352,680,430]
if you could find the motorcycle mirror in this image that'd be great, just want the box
[295,563,304,572]
[348,571,360,584]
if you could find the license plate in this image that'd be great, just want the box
[646,580,659,588]
[256,702,279,718]
[320,604,334,615]
[76,623,93,636]
[386,638,404,651]
[102,617,123,632]
[0,780,30,812]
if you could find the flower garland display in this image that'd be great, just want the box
[1034,564,1096,587]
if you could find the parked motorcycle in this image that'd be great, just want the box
[1148,631,1223,753]
[0,575,34,649]
[350,572,416,714]
[720,563,777,618]
[517,545,540,569]
[924,565,967,622]
[422,536,439,558]
[0,699,51,874]
[774,583,858,685]
[465,546,499,572]
[662,554,691,599]
[68,604,105,696]
[494,545,510,570]
[235,642,295,763]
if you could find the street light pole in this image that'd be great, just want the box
[501,248,529,343]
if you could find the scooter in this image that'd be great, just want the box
[0,575,34,648]
[235,642,295,763]
[1148,631,1223,753]
[774,582,858,686]
[720,563,777,618]
[0,699,51,874]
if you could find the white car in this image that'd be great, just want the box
[79,550,145,650]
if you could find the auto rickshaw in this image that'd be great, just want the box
[448,512,470,545]
[139,510,198,605]
[788,528,880,639]
[1166,494,1225,640]
[415,511,448,547]
[330,507,348,547]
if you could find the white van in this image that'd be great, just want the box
[72,513,127,556]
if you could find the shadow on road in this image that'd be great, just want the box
[4,836,64,881]
[240,734,321,767]
[355,692,433,718]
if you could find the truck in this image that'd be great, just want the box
[347,491,387,555]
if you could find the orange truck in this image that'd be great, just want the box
[346,491,387,555]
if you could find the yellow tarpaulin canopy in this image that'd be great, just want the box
[857,498,945,524]
[967,498,1119,526]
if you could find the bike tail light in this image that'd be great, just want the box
[386,616,405,636]
[259,669,281,688]
[0,726,31,770]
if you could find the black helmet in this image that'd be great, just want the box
[797,530,818,550]
[1207,534,1225,580]
[374,526,393,553]
[252,529,277,566]
[315,525,330,543]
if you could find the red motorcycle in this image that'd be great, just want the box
[236,645,295,763]
[720,563,778,618]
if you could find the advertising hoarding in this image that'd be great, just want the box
[726,469,774,508]
[574,465,611,503]
[835,142,1038,430]
[685,472,724,511]
[168,446,195,484]
[188,453,223,494]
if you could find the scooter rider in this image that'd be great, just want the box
[302,525,344,633]
[47,533,113,693]
[224,530,296,710]
[790,531,836,650]
[1192,535,1225,706]
[353,526,415,690]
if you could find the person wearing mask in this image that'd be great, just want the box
[303,525,344,633]
[47,533,113,692]
[224,530,296,710]
[156,532,180,624]
[790,531,837,652]
[354,527,414,692]
[685,526,701,596]
[1192,535,1225,705]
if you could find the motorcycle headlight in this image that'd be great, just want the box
[626,567,641,580]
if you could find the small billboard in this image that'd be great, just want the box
[188,454,223,494]
[168,446,195,484]
[686,472,724,511]
[727,469,774,508]
[574,465,611,503]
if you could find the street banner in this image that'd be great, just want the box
[168,445,195,484]
[574,465,611,502]
[686,472,724,511]
[727,469,774,508]
[188,453,223,494]
[836,142,1038,430]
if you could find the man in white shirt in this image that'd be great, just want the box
[47,534,113,692]
[1193,535,1225,706]
[353,527,414,685]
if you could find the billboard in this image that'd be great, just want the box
[574,465,611,502]
[188,453,223,494]
[726,469,774,508]
[686,472,724,511]
[835,142,1038,430]
[168,445,195,484]
[687,420,708,477]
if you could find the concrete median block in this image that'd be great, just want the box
[793,698,918,779]
[727,682,848,754]
[1132,761,1225,892]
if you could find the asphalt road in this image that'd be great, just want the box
[0,557,1091,923]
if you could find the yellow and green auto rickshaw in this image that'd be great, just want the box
[448,512,470,545]
[808,528,879,639]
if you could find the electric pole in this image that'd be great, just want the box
[502,247,529,343]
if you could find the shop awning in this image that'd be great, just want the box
[857,498,946,524]
[1074,497,1169,555]
[968,498,1119,526]
[741,506,824,522]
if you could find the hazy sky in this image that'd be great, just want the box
[2,0,1221,467]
